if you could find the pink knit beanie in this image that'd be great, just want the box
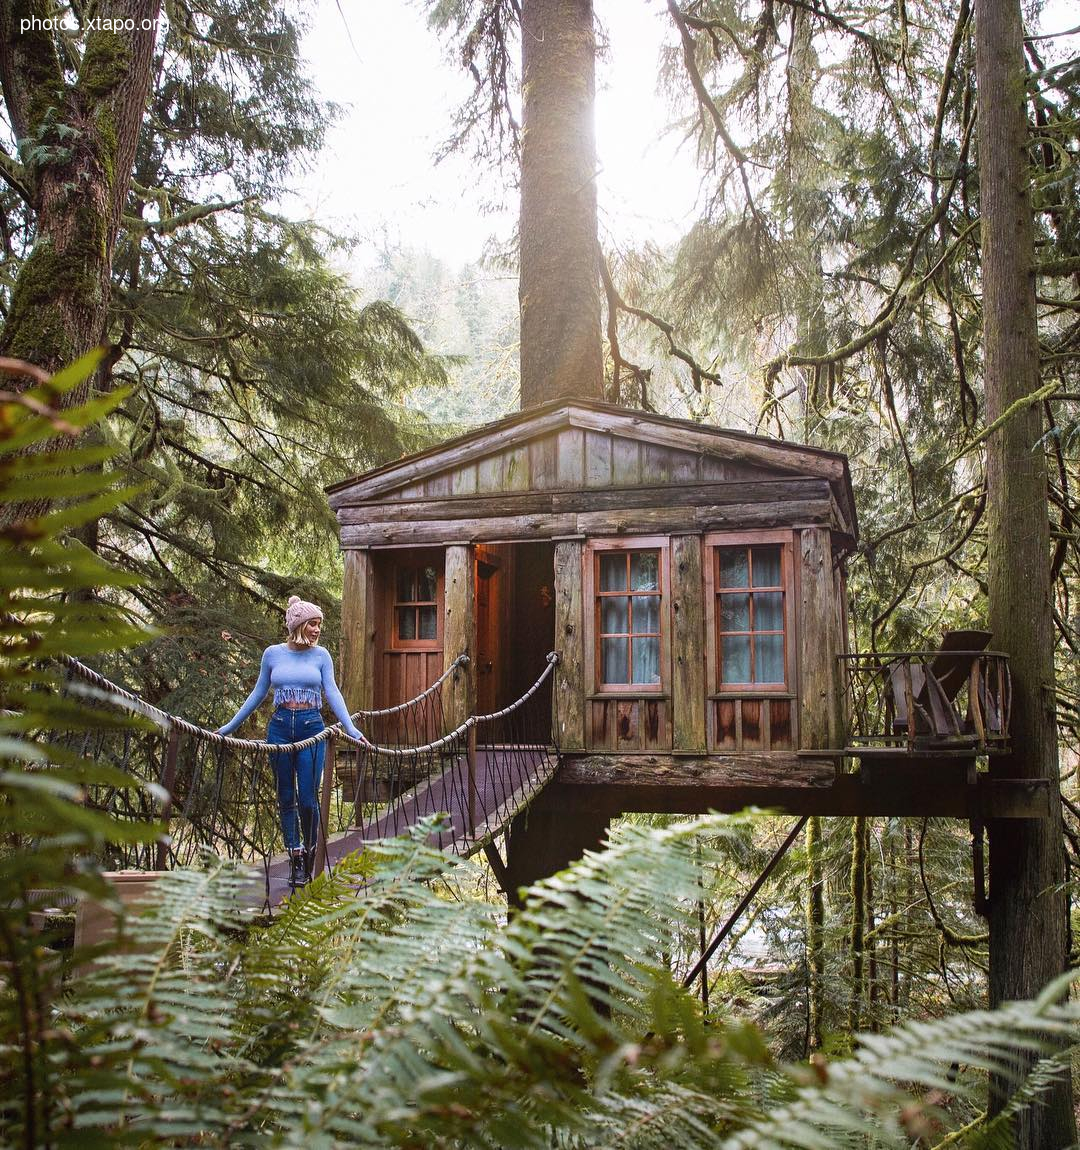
[285,595,322,634]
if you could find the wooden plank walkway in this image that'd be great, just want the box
[264,745,559,906]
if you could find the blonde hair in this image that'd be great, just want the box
[287,619,322,647]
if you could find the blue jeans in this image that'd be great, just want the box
[267,707,325,852]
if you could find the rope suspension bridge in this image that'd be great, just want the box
[53,653,562,908]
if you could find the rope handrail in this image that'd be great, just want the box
[358,652,560,759]
[58,652,470,754]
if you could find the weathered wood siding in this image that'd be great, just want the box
[443,545,475,734]
[797,527,843,750]
[710,697,795,752]
[338,424,780,503]
[553,541,585,750]
[671,534,706,751]
[341,549,376,713]
[587,697,670,752]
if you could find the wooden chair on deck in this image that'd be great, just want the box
[889,630,993,743]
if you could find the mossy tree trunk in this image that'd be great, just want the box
[805,813,825,1052]
[518,0,603,408]
[0,0,160,378]
[976,2,1074,1144]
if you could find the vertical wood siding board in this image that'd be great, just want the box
[612,437,642,485]
[585,430,613,487]
[671,534,707,752]
[797,527,840,750]
[702,456,728,481]
[763,698,772,750]
[477,453,505,492]
[451,465,478,496]
[557,427,585,487]
[643,443,673,484]
[529,436,557,490]
[554,540,586,750]
[424,474,451,497]
[506,445,529,491]
[444,545,476,734]
[671,451,698,483]
[342,550,377,714]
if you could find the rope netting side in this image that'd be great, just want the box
[329,654,560,856]
[50,654,467,888]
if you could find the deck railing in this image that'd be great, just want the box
[839,650,1011,754]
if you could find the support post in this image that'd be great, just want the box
[683,816,808,990]
[467,724,478,834]
[341,549,376,714]
[315,732,337,878]
[444,545,475,734]
[155,726,180,871]
[672,534,706,752]
[502,784,609,909]
[797,528,842,750]
[553,540,585,750]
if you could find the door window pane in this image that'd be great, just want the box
[397,607,416,640]
[418,606,437,640]
[418,566,438,601]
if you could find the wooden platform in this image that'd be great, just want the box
[554,752,1049,820]
[259,747,1047,906]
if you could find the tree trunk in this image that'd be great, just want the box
[0,1,160,375]
[518,0,603,408]
[805,813,825,1051]
[977,2,1075,1144]
[847,814,866,1035]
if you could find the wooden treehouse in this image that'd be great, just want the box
[327,399,1045,889]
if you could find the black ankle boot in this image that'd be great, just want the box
[304,845,317,883]
[289,849,307,888]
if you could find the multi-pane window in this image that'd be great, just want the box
[394,565,439,645]
[716,544,786,686]
[596,550,662,687]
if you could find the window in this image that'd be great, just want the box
[595,548,663,688]
[393,564,439,646]
[715,543,787,688]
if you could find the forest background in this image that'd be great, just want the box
[2,0,1080,1144]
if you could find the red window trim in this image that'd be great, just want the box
[704,530,795,695]
[390,559,444,651]
[585,537,669,695]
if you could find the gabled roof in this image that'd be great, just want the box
[327,398,858,539]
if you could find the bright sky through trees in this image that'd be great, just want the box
[291,0,702,269]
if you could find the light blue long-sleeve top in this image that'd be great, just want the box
[217,644,364,740]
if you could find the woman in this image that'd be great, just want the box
[217,596,366,887]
